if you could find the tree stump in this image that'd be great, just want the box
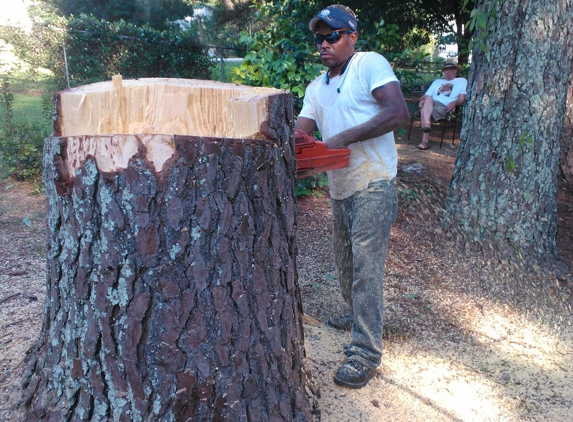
[21,77,313,421]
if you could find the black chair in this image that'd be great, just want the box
[407,106,462,148]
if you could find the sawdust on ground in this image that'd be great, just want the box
[1,129,573,421]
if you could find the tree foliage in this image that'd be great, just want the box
[0,11,213,91]
[340,0,474,64]
[0,76,48,181]
[39,0,194,29]
[230,0,429,113]
[230,0,323,111]
[63,15,213,87]
[212,0,474,65]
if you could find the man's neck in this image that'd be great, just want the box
[329,53,355,78]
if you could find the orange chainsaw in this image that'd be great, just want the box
[294,129,351,179]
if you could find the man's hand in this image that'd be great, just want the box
[294,117,318,137]
[445,102,457,113]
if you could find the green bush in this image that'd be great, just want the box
[230,0,323,112]
[0,76,49,181]
[295,173,329,197]
[64,15,214,87]
[230,1,432,111]
[0,10,214,91]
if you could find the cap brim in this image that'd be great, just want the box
[309,16,348,31]
[309,17,321,31]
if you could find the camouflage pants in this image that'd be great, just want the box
[332,179,398,369]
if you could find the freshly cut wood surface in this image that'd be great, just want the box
[55,76,285,139]
[63,134,176,176]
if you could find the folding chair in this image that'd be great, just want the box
[407,106,462,148]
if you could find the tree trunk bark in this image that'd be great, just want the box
[444,0,573,259]
[21,79,314,421]
[560,72,573,183]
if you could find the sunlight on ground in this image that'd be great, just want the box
[0,0,32,73]
[304,294,573,421]
[387,351,508,420]
[0,43,20,72]
[0,0,32,29]
[472,309,567,368]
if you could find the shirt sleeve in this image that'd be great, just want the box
[457,78,468,96]
[298,79,318,120]
[361,52,399,92]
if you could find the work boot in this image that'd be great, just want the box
[334,360,376,389]
[326,314,353,331]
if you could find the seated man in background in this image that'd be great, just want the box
[417,62,467,150]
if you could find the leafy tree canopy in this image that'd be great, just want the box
[231,0,430,113]
[208,0,473,63]
[331,0,474,62]
[39,0,194,29]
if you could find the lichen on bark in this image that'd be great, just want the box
[444,0,573,261]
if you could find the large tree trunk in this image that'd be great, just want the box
[443,0,573,259]
[561,72,573,183]
[21,78,314,421]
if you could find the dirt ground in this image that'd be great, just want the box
[1,123,572,421]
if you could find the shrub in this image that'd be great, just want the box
[63,15,214,87]
[0,76,49,181]
[295,173,329,197]
[230,0,323,113]
[0,10,214,91]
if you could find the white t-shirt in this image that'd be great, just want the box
[298,52,399,200]
[425,77,467,106]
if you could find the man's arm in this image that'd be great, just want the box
[294,117,318,136]
[325,81,410,150]
[445,93,466,113]
[445,78,467,112]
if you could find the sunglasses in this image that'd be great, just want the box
[315,30,354,45]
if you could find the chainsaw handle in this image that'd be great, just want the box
[294,129,316,148]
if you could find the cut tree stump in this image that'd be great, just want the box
[21,77,314,421]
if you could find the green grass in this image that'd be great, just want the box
[10,93,51,129]
[4,68,51,93]
[0,62,52,129]
[0,65,52,181]
[210,59,242,83]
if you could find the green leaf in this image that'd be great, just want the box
[292,86,304,97]
[477,14,488,30]
[506,158,516,172]
[519,133,534,146]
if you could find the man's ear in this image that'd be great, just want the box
[350,31,358,46]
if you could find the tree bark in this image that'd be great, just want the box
[443,0,573,259]
[561,72,573,183]
[21,80,314,421]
